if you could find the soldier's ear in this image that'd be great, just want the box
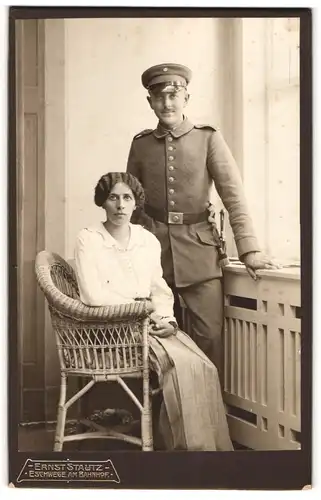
[184,93,190,106]
[147,96,153,108]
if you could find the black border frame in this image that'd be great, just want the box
[8,6,312,490]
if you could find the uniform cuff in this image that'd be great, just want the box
[236,237,261,259]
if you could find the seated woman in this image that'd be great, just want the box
[74,171,233,451]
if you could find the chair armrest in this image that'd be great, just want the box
[55,297,154,323]
[36,264,154,322]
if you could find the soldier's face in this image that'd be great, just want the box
[147,89,189,128]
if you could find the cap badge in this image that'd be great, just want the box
[163,67,168,72]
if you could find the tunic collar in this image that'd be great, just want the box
[153,116,194,139]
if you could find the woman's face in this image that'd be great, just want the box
[103,182,136,226]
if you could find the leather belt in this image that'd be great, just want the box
[145,204,208,225]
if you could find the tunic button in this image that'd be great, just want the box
[169,188,175,195]
[167,136,173,142]
[168,177,174,183]
[169,200,175,206]
[168,156,174,161]
[168,165,174,171]
[168,146,174,151]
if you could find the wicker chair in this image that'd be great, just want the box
[35,250,155,451]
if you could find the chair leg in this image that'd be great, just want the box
[54,373,67,451]
[141,374,153,451]
[54,406,67,451]
[141,406,153,450]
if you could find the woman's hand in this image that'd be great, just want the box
[149,313,176,338]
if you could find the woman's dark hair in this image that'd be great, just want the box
[94,172,145,208]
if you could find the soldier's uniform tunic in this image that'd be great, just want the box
[127,64,260,381]
[127,117,260,380]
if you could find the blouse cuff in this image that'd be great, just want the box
[161,315,177,324]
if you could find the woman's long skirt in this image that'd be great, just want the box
[149,330,233,451]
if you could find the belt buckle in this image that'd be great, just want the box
[168,212,184,224]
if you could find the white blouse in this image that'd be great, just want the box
[74,222,175,321]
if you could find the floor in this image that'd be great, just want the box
[18,384,251,452]
[18,422,249,452]
[18,423,138,452]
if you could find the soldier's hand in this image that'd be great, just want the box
[207,202,216,224]
[242,251,282,281]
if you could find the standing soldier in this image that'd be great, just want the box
[127,63,276,382]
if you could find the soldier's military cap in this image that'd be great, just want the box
[141,63,192,94]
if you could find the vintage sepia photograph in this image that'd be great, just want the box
[8,6,312,490]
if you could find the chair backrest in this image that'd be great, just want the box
[51,259,80,301]
[35,251,80,306]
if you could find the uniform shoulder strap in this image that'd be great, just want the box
[133,129,154,140]
[194,124,217,132]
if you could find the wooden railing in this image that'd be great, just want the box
[182,263,301,451]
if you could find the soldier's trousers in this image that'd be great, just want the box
[171,278,224,386]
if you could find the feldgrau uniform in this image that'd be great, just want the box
[127,64,260,380]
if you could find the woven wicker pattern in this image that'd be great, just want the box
[53,316,144,376]
[34,250,155,451]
